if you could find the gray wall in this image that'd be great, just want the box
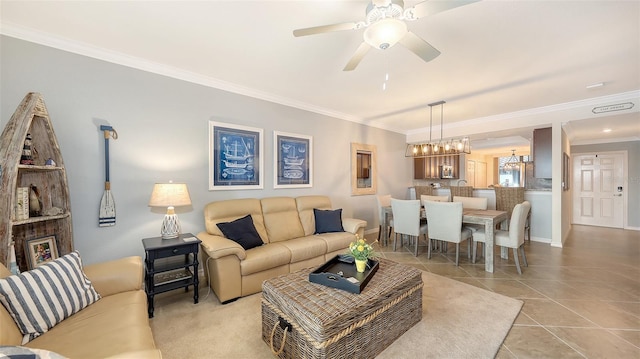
[1,36,413,265]
[571,140,640,228]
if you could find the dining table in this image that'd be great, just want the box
[381,206,508,273]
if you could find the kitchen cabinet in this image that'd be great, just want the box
[414,155,460,179]
[533,127,552,178]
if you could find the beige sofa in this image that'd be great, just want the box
[0,256,161,359]
[197,195,367,303]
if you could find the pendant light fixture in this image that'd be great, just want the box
[503,149,521,171]
[405,101,470,157]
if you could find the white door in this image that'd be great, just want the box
[476,161,487,188]
[572,152,624,228]
[466,160,476,187]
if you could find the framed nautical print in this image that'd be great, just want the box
[273,131,312,188]
[209,121,263,190]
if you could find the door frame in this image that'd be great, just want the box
[571,150,628,229]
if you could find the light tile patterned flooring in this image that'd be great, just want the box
[367,224,640,358]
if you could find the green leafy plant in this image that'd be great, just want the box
[346,235,376,261]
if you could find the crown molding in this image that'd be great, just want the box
[408,90,640,137]
[570,136,640,146]
[2,23,637,140]
[0,23,361,124]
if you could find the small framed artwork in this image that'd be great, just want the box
[274,131,312,188]
[25,235,59,269]
[209,121,264,190]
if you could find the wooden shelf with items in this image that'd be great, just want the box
[0,93,73,272]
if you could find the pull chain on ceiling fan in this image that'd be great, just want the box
[293,0,480,71]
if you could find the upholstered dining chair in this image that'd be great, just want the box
[424,201,473,266]
[420,194,450,203]
[391,199,428,256]
[376,194,394,242]
[472,201,531,274]
[453,196,488,233]
[452,196,488,210]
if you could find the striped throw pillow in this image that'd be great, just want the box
[0,251,100,344]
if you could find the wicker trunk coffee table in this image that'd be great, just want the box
[262,258,423,359]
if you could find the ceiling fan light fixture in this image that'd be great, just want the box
[364,18,407,50]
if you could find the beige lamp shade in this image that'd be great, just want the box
[148,183,192,208]
[148,183,191,239]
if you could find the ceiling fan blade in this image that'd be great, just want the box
[398,31,441,63]
[343,42,371,71]
[293,22,360,37]
[409,0,480,20]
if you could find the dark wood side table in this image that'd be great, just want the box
[142,233,201,318]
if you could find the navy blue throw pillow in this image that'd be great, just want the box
[314,208,344,234]
[217,214,264,250]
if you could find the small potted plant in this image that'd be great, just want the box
[347,235,377,273]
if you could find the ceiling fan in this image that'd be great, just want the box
[293,0,479,71]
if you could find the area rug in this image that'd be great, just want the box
[150,271,523,358]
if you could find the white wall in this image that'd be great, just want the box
[0,36,413,265]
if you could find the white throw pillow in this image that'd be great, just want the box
[0,251,100,344]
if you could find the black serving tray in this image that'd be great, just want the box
[309,255,379,294]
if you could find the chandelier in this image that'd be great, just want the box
[405,101,471,158]
[503,149,521,171]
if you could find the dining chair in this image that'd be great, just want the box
[424,201,473,266]
[420,194,450,203]
[452,196,488,210]
[375,194,394,243]
[453,196,488,233]
[390,199,428,256]
[472,201,531,274]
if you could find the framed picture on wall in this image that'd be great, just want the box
[25,235,58,269]
[273,131,312,188]
[209,121,263,190]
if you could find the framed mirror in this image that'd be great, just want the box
[351,143,377,196]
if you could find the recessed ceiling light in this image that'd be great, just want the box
[603,128,612,133]
[586,82,605,89]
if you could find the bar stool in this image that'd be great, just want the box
[449,186,474,198]
[494,187,530,240]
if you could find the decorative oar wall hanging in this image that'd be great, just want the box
[99,125,118,227]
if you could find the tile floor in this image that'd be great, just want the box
[368,224,640,358]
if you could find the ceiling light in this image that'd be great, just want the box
[502,150,521,171]
[405,101,470,158]
[586,82,604,89]
[603,128,612,133]
[363,18,407,50]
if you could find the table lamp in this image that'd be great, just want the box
[148,182,192,239]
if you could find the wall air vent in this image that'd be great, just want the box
[592,102,634,114]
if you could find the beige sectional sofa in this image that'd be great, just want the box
[0,256,161,359]
[197,195,366,303]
